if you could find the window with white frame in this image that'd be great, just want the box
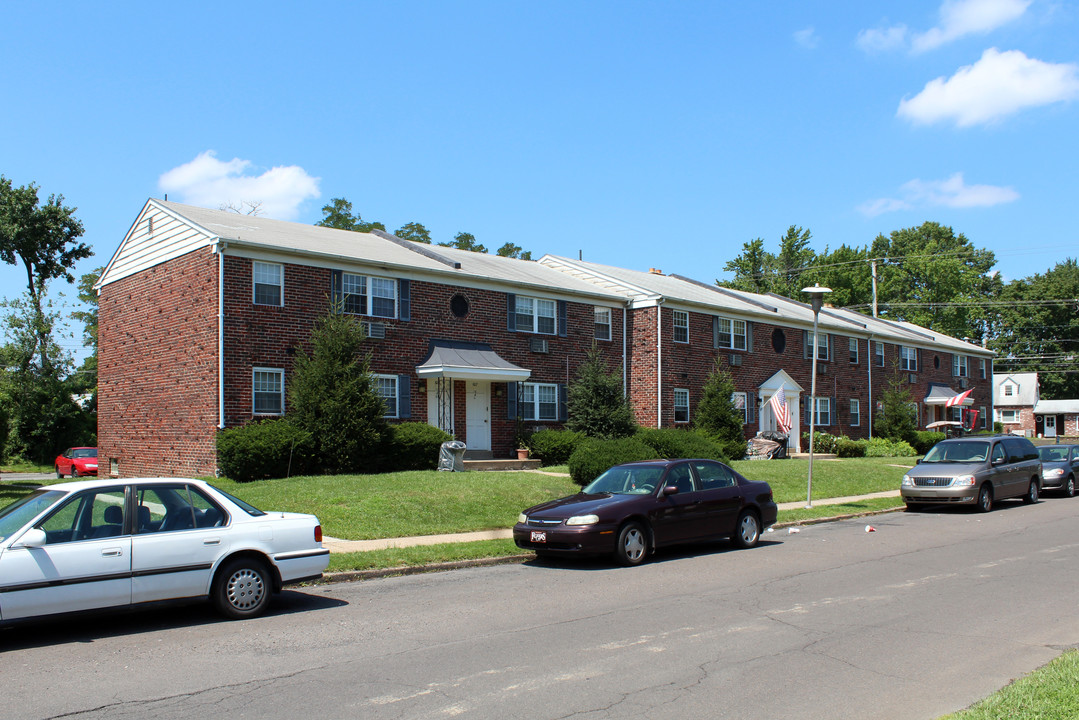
[673,310,689,343]
[674,388,690,423]
[373,374,399,418]
[979,358,987,379]
[520,382,558,421]
[715,316,747,350]
[731,392,748,424]
[807,331,829,361]
[979,405,987,429]
[850,398,860,426]
[594,307,611,341]
[253,262,283,306]
[953,354,968,377]
[1004,383,1014,397]
[253,368,284,415]
[900,346,918,371]
[849,338,859,364]
[342,272,396,318]
[515,296,556,335]
[875,341,885,367]
[999,409,1019,423]
[809,397,831,425]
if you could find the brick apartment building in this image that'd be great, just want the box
[96,199,995,477]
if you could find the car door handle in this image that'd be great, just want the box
[101,548,123,557]
[203,538,221,546]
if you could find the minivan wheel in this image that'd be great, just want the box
[732,510,760,549]
[614,522,648,567]
[977,485,993,513]
[1024,480,1039,504]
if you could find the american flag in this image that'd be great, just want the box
[945,388,973,408]
[769,388,791,434]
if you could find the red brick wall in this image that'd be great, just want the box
[98,250,219,477]
[628,307,992,443]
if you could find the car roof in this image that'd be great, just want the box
[40,477,210,493]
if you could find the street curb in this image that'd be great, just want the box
[314,505,908,584]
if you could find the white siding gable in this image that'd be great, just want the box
[97,201,215,288]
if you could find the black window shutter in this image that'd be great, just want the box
[398,279,410,322]
[507,382,518,419]
[746,321,753,352]
[558,301,567,337]
[398,375,411,418]
[747,392,757,423]
[507,294,516,332]
[803,330,809,359]
[558,384,568,421]
[804,398,812,426]
[331,270,342,312]
[712,316,719,349]
[830,396,837,425]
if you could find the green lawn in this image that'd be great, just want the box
[940,651,1079,719]
[732,457,913,503]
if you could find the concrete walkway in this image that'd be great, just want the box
[322,489,903,554]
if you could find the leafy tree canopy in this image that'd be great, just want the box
[394,221,432,244]
[315,197,386,233]
[497,242,532,260]
[439,231,487,254]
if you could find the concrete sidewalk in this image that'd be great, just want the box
[322,490,903,554]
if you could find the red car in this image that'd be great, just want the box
[55,447,98,478]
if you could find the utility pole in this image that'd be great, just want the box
[870,260,879,318]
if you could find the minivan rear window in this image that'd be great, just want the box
[923,441,989,463]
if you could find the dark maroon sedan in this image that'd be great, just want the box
[514,458,777,566]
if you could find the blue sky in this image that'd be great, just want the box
[3,1,1078,360]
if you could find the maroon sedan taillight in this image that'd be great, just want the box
[314,525,323,543]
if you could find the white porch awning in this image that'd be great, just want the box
[416,340,531,382]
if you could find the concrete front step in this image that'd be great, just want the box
[462,458,542,471]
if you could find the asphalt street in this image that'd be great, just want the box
[4,496,1079,720]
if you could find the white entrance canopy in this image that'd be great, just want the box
[416,340,531,382]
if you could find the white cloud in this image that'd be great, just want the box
[794,26,820,50]
[857,0,1029,54]
[859,172,1018,216]
[897,48,1079,126]
[158,151,320,220]
[856,24,908,53]
[912,0,1031,53]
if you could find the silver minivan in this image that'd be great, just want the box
[901,435,1042,512]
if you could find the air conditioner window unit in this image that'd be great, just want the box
[530,338,549,353]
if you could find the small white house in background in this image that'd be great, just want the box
[994,372,1079,438]
[993,372,1039,436]
[1032,399,1079,439]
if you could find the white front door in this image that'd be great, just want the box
[1045,415,1057,437]
[465,381,491,451]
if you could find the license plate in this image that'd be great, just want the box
[530,530,547,543]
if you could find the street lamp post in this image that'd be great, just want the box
[803,283,832,508]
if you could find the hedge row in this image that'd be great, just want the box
[216,420,451,482]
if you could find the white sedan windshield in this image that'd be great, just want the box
[0,490,64,541]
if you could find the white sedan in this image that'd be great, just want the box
[0,478,329,623]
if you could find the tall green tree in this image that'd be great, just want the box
[692,360,748,460]
[287,311,389,473]
[869,222,999,342]
[874,368,918,444]
[565,345,636,439]
[988,259,1079,399]
[721,225,817,297]
[0,177,90,371]
[315,197,386,233]
[394,221,432,244]
[496,242,532,260]
[439,231,487,253]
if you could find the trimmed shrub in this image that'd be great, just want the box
[865,437,916,457]
[216,419,313,483]
[912,431,945,455]
[528,429,584,466]
[802,431,838,454]
[568,436,656,486]
[834,436,868,458]
[387,422,452,471]
[635,427,728,463]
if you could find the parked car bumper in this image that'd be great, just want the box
[901,487,978,505]
[512,522,619,556]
